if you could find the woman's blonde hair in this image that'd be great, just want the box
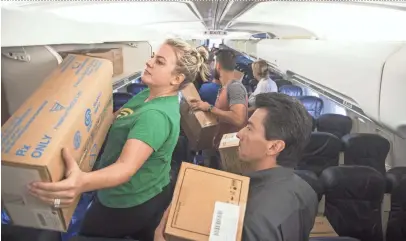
[164,39,210,87]
[252,60,270,79]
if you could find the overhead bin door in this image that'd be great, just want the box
[380,44,406,138]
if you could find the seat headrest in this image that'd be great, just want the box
[317,114,353,138]
[341,134,390,175]
[342,133,390,149]
[298,96,324,118]
[279,85,303,97]
[320,166,386,200]
[306,132,342,151]
[386,166,406,192]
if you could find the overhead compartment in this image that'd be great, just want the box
[380,45,406,138]
[245,40,259,58]
[255,39,406,138]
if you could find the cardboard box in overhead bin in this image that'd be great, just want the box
[165,162,249,241]
[84,48,124,77]
[310,216,338,237]
[1,54,114,231]
[218,133,250,175]
[180,83,218,151]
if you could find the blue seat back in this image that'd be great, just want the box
[279,85,303,97]
[298,96,324,118]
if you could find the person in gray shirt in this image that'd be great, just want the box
[236,92,318,241]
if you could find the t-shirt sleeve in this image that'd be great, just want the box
[227,81,247,107]
[127,110,170,151]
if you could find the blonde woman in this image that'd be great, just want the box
[193,46,211,90]
[248,60,278,108]
[28,39,207,240]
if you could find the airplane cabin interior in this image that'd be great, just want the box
[1,1,406,241]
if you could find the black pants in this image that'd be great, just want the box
[79,185,172,241]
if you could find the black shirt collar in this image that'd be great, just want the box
[246,166,295,188]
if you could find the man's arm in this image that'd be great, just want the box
[212,82,247,128]
[210,104,246,128]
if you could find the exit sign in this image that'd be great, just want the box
[204,30,228,36]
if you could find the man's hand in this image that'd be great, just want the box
[190,99,211,112]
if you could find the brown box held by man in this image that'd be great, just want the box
[165,162,250,241]
[310,216,338,237]
[180,83,218,151]
[1,54,114,231]
[218,133,250,175]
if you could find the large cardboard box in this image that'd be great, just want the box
[84,48,124,77]
[1,54,114,231]
[218,133,250,175]
[180,83,218,151]
[165,162,249,241]
[310,216,338,237]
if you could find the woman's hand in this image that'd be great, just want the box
[28,148,86,208]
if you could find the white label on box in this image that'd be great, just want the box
[209,201,240,241]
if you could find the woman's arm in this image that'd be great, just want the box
[28,110,171,207]
[81,139,153,192]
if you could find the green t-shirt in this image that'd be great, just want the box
[97,88,180,208]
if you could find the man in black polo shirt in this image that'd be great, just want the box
[237,92,318,241]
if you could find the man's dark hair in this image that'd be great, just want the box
[255,92,313,167]
[215,49,236,71]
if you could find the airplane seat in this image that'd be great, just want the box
[297,132,341,176]
[126,83,147,96]
[386,167,406,241]
[341,133,390,175]
[112,92,133,112]
[298,96,324,118]
[320,166,385,241]
[294,170,324,201]
[275,79,292,89]
[312,116,317,131]
[279,85,303,97]
[317,114,353,139]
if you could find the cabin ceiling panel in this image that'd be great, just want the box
[235,2,406,40]
[228,23,315,38]
[2,1,202,27]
